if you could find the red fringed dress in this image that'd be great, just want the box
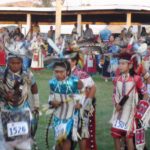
[72,66,97,150]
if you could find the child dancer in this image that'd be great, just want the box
[0,52,40,150]
[110,52,148,150]
[67,52,97,150]
[48,60,83,150]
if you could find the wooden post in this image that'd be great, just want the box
[126,13,132,27]
[55,0,62,43]
[77,14,82,37]
[26,13,31,35]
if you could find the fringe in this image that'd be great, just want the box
[142,106,150,130]
[72,111,80,141]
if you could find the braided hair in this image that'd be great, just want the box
[45,113,54,150]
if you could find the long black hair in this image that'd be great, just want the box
[71,53,79,66]
[129,67,136,77]
[65,60,71,76]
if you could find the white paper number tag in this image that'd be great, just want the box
[87,59,93,67]
[113,120,128,131]
[7,122,29,137]
[55,123,67,140]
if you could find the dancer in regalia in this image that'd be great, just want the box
[0,52,40,150]
[66,52,97,150]
[30,34,46,70]
[110,52,148,150]
[48,60,83,150]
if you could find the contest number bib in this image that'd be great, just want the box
[7,122,28,137]
[87,59,93,67]
[1,110,31,141]
[53,116,73,142]
[113,119,128,131]
[55,123,67,141]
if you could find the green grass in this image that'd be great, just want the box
[33,70,150,150]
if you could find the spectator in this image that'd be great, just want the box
[32,22,40,36]
[141,27,147,37]
[12,27,24,40]
[72,23,77,35]
[100,28,112,42]
[72,23,78,40]
[47,25,55,41]
[84,24,94,40]
[47,26,55,54]
[127,26,133,38]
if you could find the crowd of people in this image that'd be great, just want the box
[0,23,150,150]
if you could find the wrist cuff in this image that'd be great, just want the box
[32,93,40,108]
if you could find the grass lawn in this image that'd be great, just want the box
[34,70,150,150]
